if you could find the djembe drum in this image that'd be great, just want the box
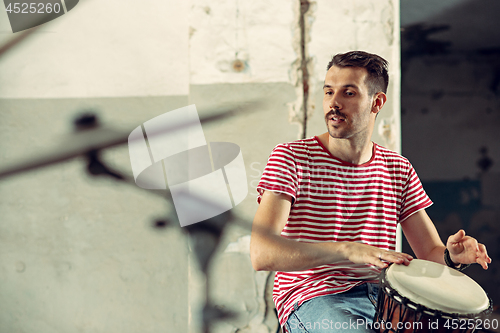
[374,259,493,333]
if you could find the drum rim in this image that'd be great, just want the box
[378,265,493,320]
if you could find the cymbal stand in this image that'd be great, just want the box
[75,113,240,333]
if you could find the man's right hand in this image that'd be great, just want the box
[341,242,413,269]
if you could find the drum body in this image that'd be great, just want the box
[374,259,492,333]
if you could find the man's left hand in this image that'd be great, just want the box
[447,230,491,270]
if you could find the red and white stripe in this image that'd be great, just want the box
[256,136,432,327]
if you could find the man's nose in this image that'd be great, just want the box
[329,94,342,110]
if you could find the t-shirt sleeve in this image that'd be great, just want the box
[399,164,433,222]
[256,144,298,204]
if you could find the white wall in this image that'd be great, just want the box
[0,0,189,98]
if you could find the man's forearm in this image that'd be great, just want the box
[250,232,346,272]
[422,245,447,265]
[250,232,412,272]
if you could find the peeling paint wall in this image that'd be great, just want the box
[0,0,401,332]
[306,0,401,153]
[287,0,316,140]
[189,1,295,85]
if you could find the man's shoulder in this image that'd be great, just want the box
[269,137,323,161]
[374,143,412,167]
[274,136,320,151]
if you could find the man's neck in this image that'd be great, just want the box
[318,133,374,165]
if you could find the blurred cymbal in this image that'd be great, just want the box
[0,125,126,179]
[0,102,261,179]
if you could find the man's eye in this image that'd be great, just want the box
[345,91,355,96]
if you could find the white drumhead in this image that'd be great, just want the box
[386,259,489,314]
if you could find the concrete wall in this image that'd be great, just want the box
[400,0,500,308]
[0,1,401,332]
[402,53,500,324]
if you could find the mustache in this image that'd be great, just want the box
[325,109,346,120]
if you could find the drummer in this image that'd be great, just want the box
[250,50,492,333]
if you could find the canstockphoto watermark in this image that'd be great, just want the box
[127,105,248,227]
[288,318,373,331]
[4,0,79,33]
[288,318,424,331]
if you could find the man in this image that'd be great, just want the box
[250,51,491,333]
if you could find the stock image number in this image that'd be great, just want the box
[444,319,499,331]
[5,2,62,14]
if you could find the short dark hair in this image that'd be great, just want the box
[326,51,389,95]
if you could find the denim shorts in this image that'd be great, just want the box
[285,283,379,333]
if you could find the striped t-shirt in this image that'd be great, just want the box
[256,136,432,327]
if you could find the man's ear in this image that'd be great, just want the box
[371,92,387,115]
